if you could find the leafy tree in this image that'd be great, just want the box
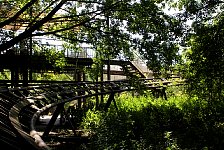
[172,0,224,101]
[0,0,182,74]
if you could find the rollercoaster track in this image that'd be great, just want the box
[0,78,184,150]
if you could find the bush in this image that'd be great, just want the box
[80,87,224,149]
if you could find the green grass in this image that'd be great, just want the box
[79,86,224,150]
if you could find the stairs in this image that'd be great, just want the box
[130,61,147,78]
[120,61,151,79]
[119,50,153,79]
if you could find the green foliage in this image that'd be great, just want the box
[0,0,184,77]
[180,14,224,101]
[169,0,224,102]
[85,56,104,81]
[80,87,224,149]
[164,131,179,150]
[33,43,66,70]
[0,69,10,80]
[32,72,72,81]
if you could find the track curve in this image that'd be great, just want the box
[1,78,184,149]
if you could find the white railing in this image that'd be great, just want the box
[131,51,153,78]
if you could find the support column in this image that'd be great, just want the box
[100,64,104,105]
[107,59,110,81]
[22,68,28,87]
[29,4,33,82]
[11,68,19,87]
[77,72,82,108]
[82,70,87,108]
[95,73,99,109]
[42,104,65,137]
[104,92,118,112]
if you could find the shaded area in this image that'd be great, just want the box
[0,79,183,149]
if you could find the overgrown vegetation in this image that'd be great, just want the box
[1,0,224,149]
[79,86,224,149]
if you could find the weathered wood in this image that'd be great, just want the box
[0,78,185,149]
[42,104,64,138]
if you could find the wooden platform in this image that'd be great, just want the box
[0,55,93,70]
[0,54,129,72]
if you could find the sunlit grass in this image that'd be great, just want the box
[80,86,224,149]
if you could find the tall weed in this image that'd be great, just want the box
[80,86,224,149]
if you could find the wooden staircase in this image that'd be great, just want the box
[120,61,148,78]
[101,59,152,80]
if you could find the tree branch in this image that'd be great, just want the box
[27,0,59,29]
[188,0,224,14]
[0,0,66,52]
[0,0,125,51]
[32,5,113,37]
[52,33,91,43]
[0,0,38,28]
[32,13,99,36]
